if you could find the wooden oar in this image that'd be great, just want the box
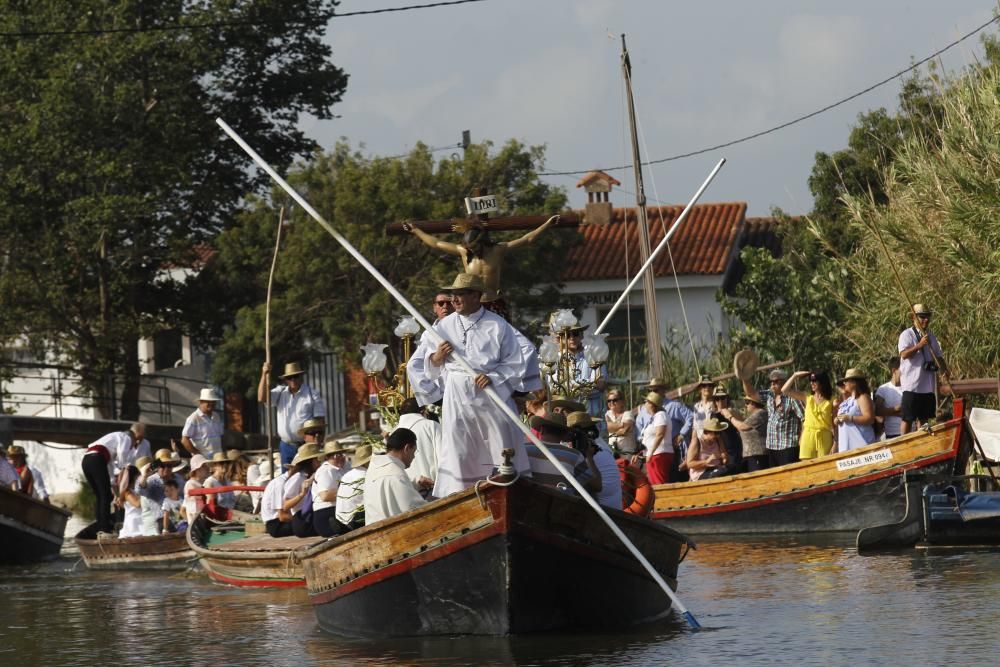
[263,207,285,482]
[216,118,703,630]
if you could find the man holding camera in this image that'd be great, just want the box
[898,304,950,434]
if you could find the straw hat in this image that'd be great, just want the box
[441,272,486,293]
[291,443,324,467]
[189,454,210,473]
[566,411,596,430]
[135,456,153,473]
[198,387,222,403]
[711,384,729,398]
[352,444,373,467]
[280,362,306,379]
[529,412,569,433]
[549,395,586,413]
[7,445,26,458]
[322,438,352,456]
[297,417,326,437]
[644,391,665,406]
[838,368,867,383]
[645,376,669,389]
[744,395,764,408]
[733,348,760,382]
[912,303,932,316]
[702,417,730,432]
[154,448,185,470]
[696,374,714,387]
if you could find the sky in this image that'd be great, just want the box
[302,0,998,217]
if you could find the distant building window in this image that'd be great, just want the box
[595,306,647,362]
[153,330,184,371]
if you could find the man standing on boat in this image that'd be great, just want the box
[424,273,532,495]
[566,323,605,419]
[257,361,326,470]
[181,388,224,459]
[406,292,454,407]
[742,369,804,467]
[898,304,950,434]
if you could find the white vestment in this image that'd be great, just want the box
[364,454,425,525]
[425,307,532,496]
[396,412,442,484]
[407,326,445,406]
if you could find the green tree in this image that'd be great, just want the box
[0,1,346,418]
[207,140,573,395]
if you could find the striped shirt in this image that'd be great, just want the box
[524,440,593,489]
[760,390,805,451]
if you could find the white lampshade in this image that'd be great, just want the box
[551,309,578,331]
[538,335,560,365]
[393,315,421,338]
[360,343,388,374]
[583,333,610,366]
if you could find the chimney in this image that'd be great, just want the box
[576,170,621,226]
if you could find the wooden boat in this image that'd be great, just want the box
[299,477,692,637]
[0,485,72,564]
[650,399,970,535]
[186,511,323,587]
[74,522,195,570]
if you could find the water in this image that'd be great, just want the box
[2,516,999,666]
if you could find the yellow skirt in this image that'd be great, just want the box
[800,428,833,459]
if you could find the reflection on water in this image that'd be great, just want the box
[1,517,999,666]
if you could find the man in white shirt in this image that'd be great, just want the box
[261,466,292,538]
[108,422,151,478]
[395,398,440,491]
[181,388,224,459]
[424,273,532,496]
[875,356,904,440]
[257,361,326,471]
[898,304,950,433]
[406,292,453,406]
[336,445,371,532]
[312,438,352,537]
[364,429,426,525]
[30,465,49,503]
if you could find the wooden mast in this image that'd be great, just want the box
[621,34,664,379]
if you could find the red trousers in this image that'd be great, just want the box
[646,452,674,485]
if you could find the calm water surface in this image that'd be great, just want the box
[2,516,999,666]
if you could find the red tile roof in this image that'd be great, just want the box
[560,202,747,281]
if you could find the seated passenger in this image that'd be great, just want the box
[312,439,352,537]
[524,413,599,493]
[6,445,34,496]
[335,444,371,533]
[567,411,621,509]
[161,479,184,532]
[183,454,212,523]
[117,465,144,538]
[283,442,323,538]
[364,429,426,526]
[686,418,730,481]
[260,463,292,538]
[204,453,236,511]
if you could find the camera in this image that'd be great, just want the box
[923,361,939,373]
[568,427,597,454]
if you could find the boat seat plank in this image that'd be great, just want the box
[211,533,325,553]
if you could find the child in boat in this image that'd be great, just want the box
[183,454,211,523]
[162,478,183,532]
[204,453,237,511]
[117,465,144,538]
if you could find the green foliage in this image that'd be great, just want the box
[0,1,346,417]
[207,140,573,395]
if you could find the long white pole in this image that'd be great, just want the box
[216,118,701,629]
[595,158,726,335]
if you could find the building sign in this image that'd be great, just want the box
[464,195,498,216]
[836,448,893,472]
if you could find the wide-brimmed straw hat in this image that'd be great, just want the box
[154,448,186,470]
[7,445,26,458]
[838,368,867,383]
[189,454,210,473]
[280,362,307,379]
[440,272,486,293]
[529,412,569,433]
[696,374,715,387]
[210,452,228,465]
[702,417,730,432]
[549,395,586,413]
[645,376,669,389]
[291,443,324,467]
[322,438,352,456]
[297,417,326,437]
[711,384,729,398]
[198,387,222,403]
[744,396,765,408]
[644,391,665,406]
[566,411,596,430]
[912,303,932,316]
[733,348,760,382]
[135,456,153,473]
[226,449,245,461]
[352,444,374,467]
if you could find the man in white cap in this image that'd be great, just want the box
[424,272,532,496]
[898,304,950,433]
[257,361,326,470]
[181,388,224,459]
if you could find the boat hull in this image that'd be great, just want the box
[651,408,967,535]
[0,486,71,564]
[186,514,320,587]
[302,480,689,637]
[75,525,194,570]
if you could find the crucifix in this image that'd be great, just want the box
[389,193,581,317]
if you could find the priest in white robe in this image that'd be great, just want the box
[425,273,532,496]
